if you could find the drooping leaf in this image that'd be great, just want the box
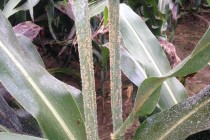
[3,0,40,18]
[112,21,210,140]
[15,0,40,12]
[134,85,210,140]
[120,46,146,86]
[88,2,186,111]
[0,11,86,140]
[134,25,210,117]
[2,0,21,18]
[120,4,187,111]
[0,132,46,140]
[16,34,45,67]
[27,0,34,21]
[13,21,42,41]
[89,0,107,18]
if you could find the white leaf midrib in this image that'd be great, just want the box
[0,40,75,140]
[120,10,178,104]
[159,96,210,140]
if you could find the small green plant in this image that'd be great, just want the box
[0,0,210,140]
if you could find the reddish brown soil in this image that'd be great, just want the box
[174,12,210,96]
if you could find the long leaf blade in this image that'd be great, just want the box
[3,0,39,18]
[134,85,210,140]
[88,2,186,110]
[134,26,210,117]
[2,0,21,18]
[0,11,86,140]
[27,0,34,21]
[120,4,187,110]
[16,34,45,67]
[89,0,107,18]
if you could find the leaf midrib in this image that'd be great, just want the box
[120,12,178,104]
[0,40,75,140]
[159,96,210,140]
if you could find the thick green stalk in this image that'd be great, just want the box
[74,0,98,139]
[108,0,123,134]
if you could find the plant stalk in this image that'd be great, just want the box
[74,0,98,139]
[108,0,123,134]
[111,111,135,139]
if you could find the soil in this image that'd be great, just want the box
[174,12,210,97]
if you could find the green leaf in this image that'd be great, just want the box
[3,0,40,18]
[120,4,187,111]
[134,26,210,117]
[27,0,34,21]
[89,0,107,18]
[88,3,186,111]
[101,46,109,71]
[13,21,42,40]
[2,0,21,18]
[120,46,146,86]
[208,0,210,5]
[0,132,46,140]
[103,6,108,27]
[64,0,67,5]
[134,85,210,140]
[15,0,40,11]
[16,34,45,67]
[48,67,80,77]
[0,11,86,140]
[111,111,135,140]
